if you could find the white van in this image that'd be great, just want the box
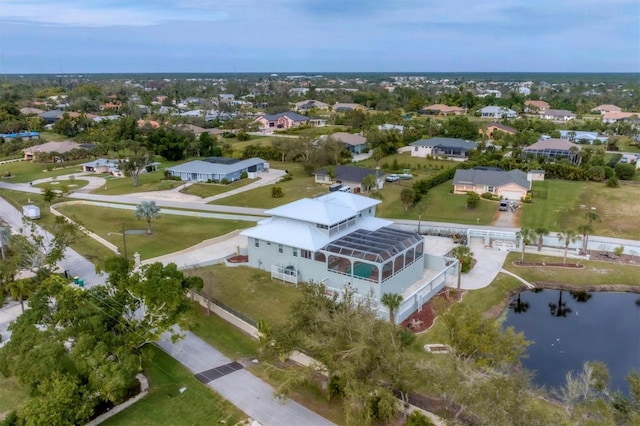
[338,186,352,193]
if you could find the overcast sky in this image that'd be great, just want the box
[1,0,639,74]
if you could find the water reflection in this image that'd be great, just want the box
[505,290,640,395]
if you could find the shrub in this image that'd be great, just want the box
[480,192,493,200]
[614,245,624,257]
[370,190,384,200]
[406,411,434,426]
[606,176,619,187]
[240,171,248,179]
[236,131,250,141]
[279,174,293,183]
[522,193,532,203]
[220,178,229,185]
[466,192,480,209]
[271,186,284,198]
[614,163,636,180]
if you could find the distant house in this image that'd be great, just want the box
[527,170,545,182]
[177,124,226,137]
[377,124,404,133]
[419,104,465,116]
[601,111,640,124]
[453,168,531,200]
[254,111,325,130]
[294,100,330,112]
[522,138,581,164]
[19,107,44,116]
[524,100,550,113]
[591,104,622,115]
[481,122,517,139]
[166,157,268,182]
[542,109,576,122]
[39,109,64,124]
[22,141,83,161]
[81,158,123,176]
[559,130,608,145]
[323,132,368,155]
[0,131,40,140]
[137,119,161,129]
[332,103,366,112]
[314,165,385,192]
[409,137,477,159]
[479,106,517,119]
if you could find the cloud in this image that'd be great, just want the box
[0,0,228,27]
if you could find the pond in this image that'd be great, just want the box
[504,290,640,395]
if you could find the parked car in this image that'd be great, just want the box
[398,173,413,180]
[338,186,352,193]
[499,201,509,211]
[385,174,400,182]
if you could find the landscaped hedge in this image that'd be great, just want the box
[412,167,458,195]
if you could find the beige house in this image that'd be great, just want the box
[591,104,622,115]
[332,103,367,112]
[294,100,330,112]
[419,104,465,116]
[453,168,531,200]
[524,100,550,113]
[22,141,82,161]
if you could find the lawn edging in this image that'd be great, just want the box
[85,374,149,426]
[51,200,120,254]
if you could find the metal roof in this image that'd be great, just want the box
[323,227,422,263]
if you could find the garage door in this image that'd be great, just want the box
[501,191,522,200]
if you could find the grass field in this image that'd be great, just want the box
[209,162,326,208]
[180,178,255,198]
[228,136,275,151]
[0,375,29,418]
[357,152,457,178]
[183,265,301,326]
[35,179,90,191]
[0,160,83,183]
[89,172,184,195]
[55,204,252,260]
[103,346,245,426]
[520,180,640,239]
[616,137,640,153]
[376,180,498,225]
[502,252,640,287]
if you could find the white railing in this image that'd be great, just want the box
[271,264,298,284]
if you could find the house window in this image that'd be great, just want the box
[293,248,298,257]
[301,250,312,259]
[254,239,259,248]
[414,146,418,152]
[487,186,495,193]
[278,244,283,254]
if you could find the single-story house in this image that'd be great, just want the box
[178,124,226,137]
[324,132,368,155]
[479,106,517,119]
[522,138,581,164]
[481,122,517,138]
[294,100,330,112]
[542,109,576,122]
[19,107,44,115]
[240,192,459,323]
[591,104,621,115]
[254,112,325,130]
[137,119,161,129]
[332,103,367,112]
[378,124,404,133]
[559,130,608,144]
[0,131,40,140]
[81,158,123,176]
[314,165,384,192]
[166,157,268,182]
[409,137,477,159]
[39,109,64,124]
[22,141,83,161]
[602,112,640,124]
[419,104,465,116]
[453,168,531,200]
[524,100,550,113]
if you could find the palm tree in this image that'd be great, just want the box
[7,279,34,312]
[516,228,535,263]
[534,227,549,252]
[576,223,593,255]
[0,226,11,260]
[381,293,403,324]
[135,201,161,235]
[450,245,473,290]
[557,229,581,265]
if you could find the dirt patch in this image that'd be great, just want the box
[400,288,463,333]
[226,254,248,263]
[587,250,640,266]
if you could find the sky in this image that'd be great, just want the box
[0,0,639,74]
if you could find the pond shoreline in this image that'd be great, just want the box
[486,282,640,319]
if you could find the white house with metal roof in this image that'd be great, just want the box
[166,157,268,182]
[409,137,477,159]
[240,192,458,323]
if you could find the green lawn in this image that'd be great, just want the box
[89,172,184,195]
[180,179,256,198]
[502,252,640,287]
[34,179,90,192]
[102,346,245,426]
[616,136,640,153]
[55,204,252,260]
[376,180,498,225]
[183,265,302,326]
[0,375,29,418]
[520,179,640,239]
[357,152,457,178]
[228,136,275,151]
[0,160,83,183]
[209,162,326,208]
[274,125,347,138]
